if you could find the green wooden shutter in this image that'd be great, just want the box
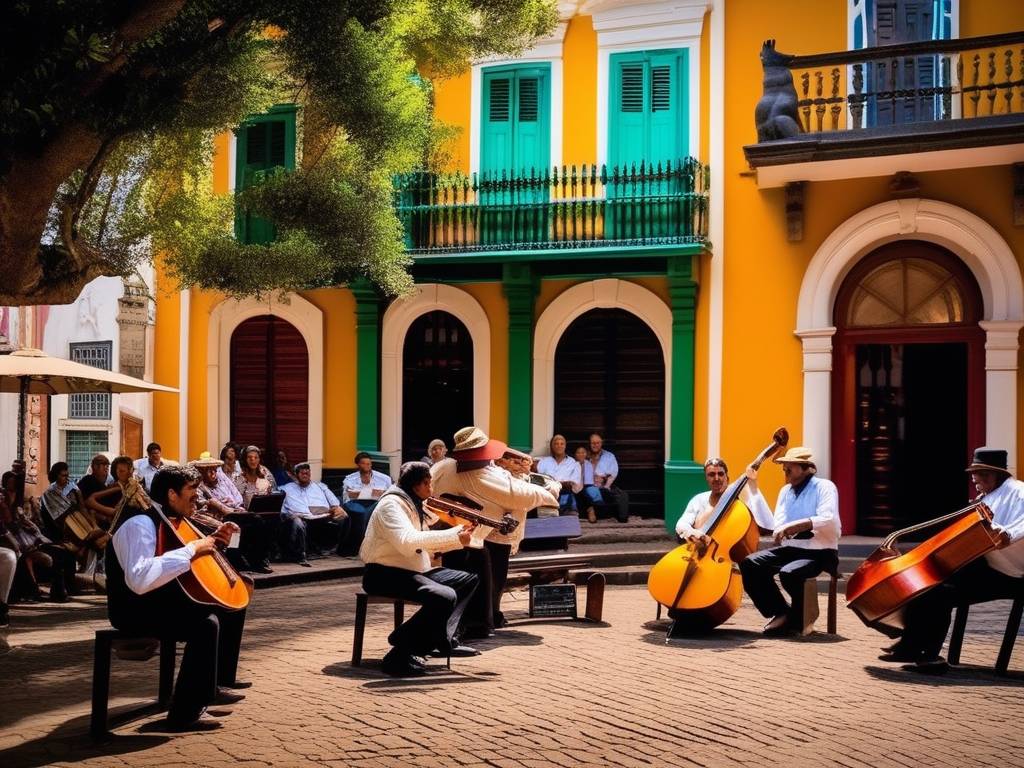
[609,49,686,170]
[482,73,514,174]
[234,104,297,245]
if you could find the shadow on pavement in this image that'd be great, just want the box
[321,660,497,688]
[639,627,762,650]
[864,664,1024,686]
[0,711,168,768]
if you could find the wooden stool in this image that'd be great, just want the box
[799,571,841,635]
[352,590,448,668]
[91,628,176,739]
[947,584,1024,675]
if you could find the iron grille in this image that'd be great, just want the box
[69,341,113,419]
[66,430,108,481]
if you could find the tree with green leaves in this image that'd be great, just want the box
[0,0,556,305]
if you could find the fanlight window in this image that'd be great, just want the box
[844,257,969,327]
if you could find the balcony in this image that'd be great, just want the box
[394,159,708,259]
[743,31,1024,187]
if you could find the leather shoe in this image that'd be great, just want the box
[221,680,253,690]
[296,559,312,568]
[213,689,245,705]
[160,710,222,733]
[878,650,921,663]
[906,656,950,675]
[381,657,427,677]
[448,644,480,657]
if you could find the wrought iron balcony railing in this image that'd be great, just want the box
[394,159,708,254]
[753,31,1024,141]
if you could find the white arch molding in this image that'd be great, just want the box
[533,279,673,455]
[381,284,491,471]
[796,198,1024,476]
[207,294,324,478]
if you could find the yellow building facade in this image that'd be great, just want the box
[153,1,1024,533]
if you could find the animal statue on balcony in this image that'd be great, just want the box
[755,39,802,142]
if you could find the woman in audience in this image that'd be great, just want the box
[220,442,243,480]
[537,435,583,514]
[1,485,77,602]
[235,445,278,508]
[42,461,109,561]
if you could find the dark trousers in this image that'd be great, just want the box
[15,544,77,597]
[280,514,342,561]
[117,606,246,722]
[899,558,1023,658]
[442,546,494,636]
[339,500,377,556]
[362,563,477,658]
[485,540,513,626]
[740,546,839,620]
[231,513,273,566]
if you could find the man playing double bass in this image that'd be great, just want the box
[741,446,840,635]
[107,465,249,731]
[879,447,1024,673]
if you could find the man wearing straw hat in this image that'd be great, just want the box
[741,446,841,635]
[879,447,1024,673]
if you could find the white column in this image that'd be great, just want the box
[980,320,1023,475]
[178,288,190,463]
[796,327,837,477]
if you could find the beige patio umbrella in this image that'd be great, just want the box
[0,347,178,459]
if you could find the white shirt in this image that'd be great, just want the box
[282,481,341,518]
[676,491,712,538]
[133,458,179,491]
[981,477,1024,577]
[536,455,582,493]
[343,470,391,501]
[747,476,841,550]
[578,460,595,486]
[590,450,619,487]
[359,487,464,572]
[111,503,196,595]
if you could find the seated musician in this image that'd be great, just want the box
[359,462,479,677]
[282,463,347,566]
[192,452,273,575]
[881,447,1024,673]
[42,461,110,560]
[108,465,248,731]
[741,446,840,635]
[432,427,559,631]
[676,458,746,552]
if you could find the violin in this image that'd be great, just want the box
[647,428,789,630]
[424,494,520,535]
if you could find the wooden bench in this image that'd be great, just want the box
[947,581,1024,675]
[91,628,176,739]
[351,590,450,668]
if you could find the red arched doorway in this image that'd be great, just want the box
[230,315,309,463]
[402,311,473,462]
[554,308,665,518]
[832,241,985,535]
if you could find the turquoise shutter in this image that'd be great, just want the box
[482,73,514,174]
[609,49,686,169]
[235,105,297,244]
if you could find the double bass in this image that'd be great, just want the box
[647,428,789,630]
[845,501,1001,633]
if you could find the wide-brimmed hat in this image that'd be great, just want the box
[190,451,223,469]
[965,447,1011,476]
[451,426,507,461]
[773,446,816,468]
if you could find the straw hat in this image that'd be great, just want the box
[965,447,1011,476]
[773,446,816,468]
[451,426,507,461]
[190,451,223,469]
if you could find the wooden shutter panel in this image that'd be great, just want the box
[518,77,538,122]
[651,66,672,112]
[620,64,644,113]
[482,74,514,173]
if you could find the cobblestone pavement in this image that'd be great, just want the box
[1,581,1022,768]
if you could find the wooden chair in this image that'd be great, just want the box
[947,581,1024,675]
[91,628,177,739]
[351,589,449,668]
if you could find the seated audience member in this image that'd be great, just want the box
[360,461,479,676]
[422,439,447,466]
[220,443,243,481]
[78,454,116,526]
[192,452,273,574]
[1,459,26,512]
[89,455,141,524]
[272,450,297,488]
[0,544,13,626]
[536,435,583,514]
[1,489,76,603]
[340,452,391,557]
[234,446,278,508]
[282,463,347,566]
[133,442,177,491]
[43,461,110,559]
[579,433,629,524]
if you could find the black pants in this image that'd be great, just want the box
[899,558,1023,658]
[339,500,377,556]
[117,606,246,723]
[15,544,77,597]
[362,564,477,658]
[739,546,839,620]
[442,546,494,636]
[280,514,342,561]
[485,540,513,626]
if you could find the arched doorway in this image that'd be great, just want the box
[554,308,665,517]
[832,241,985,535]
[230,315,309,464]
[401,311,473,462]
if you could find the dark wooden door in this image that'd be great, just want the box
[120,413,143,459]
[402,311,473,462]
[554,309,665,517]
[230,316,309,463]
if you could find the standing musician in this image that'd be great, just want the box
[880,447,1024,673]
[741,446,840,635]
[107,465,249,731]
[359,462,479,677]
[431,427,559,630]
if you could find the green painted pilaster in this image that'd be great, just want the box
[352,279,382,453]
[503,263,536,451]
[664,254,704,532]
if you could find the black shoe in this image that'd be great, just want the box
[409,656,428,669]
[48,586,69,603]
[296,559,312,568]
[213,689,245,705]
[906,656,950,675]
[251,563,273,574]
[447,644,480,657]
[381,654,426,677]
[161,711,223,732]
[878,650,921,663]
[221,680,253,690]
[0,603,8,627]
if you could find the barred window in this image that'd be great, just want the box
[66,431,109,481]
[69,341,113,419]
